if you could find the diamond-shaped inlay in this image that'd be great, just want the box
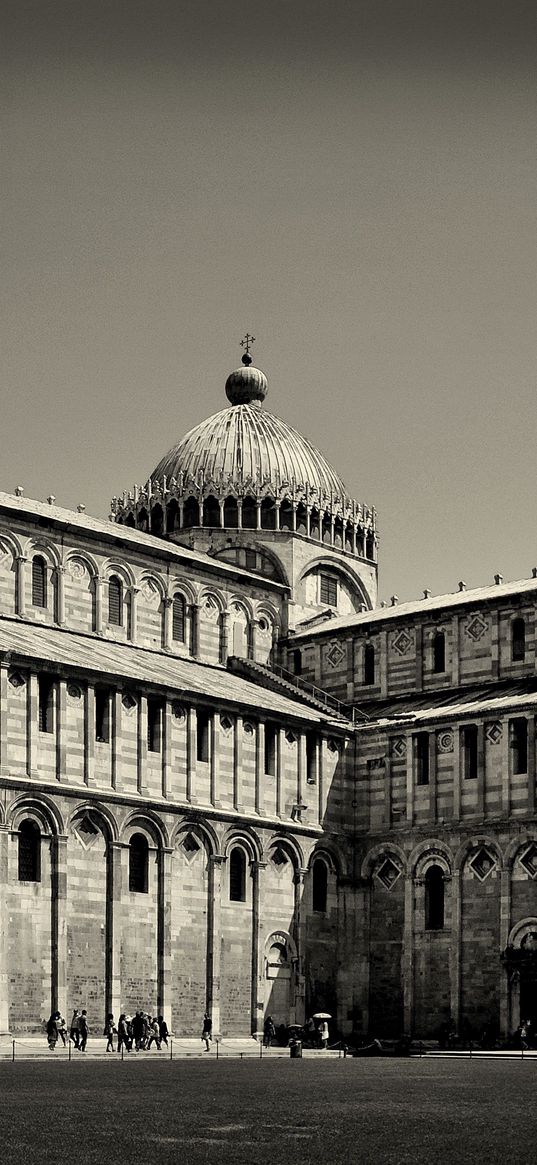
[391,629,413,656]
[465,613,488,642]
[122,692,137,711]
[326,641,345,669]
[469,847,497,881]
[519,843,537,880]
[486,721,503,745]
[392,737,406,759]
[182,833,201,856]
[8,671,25,689]
[376,857,402,890]
[74,815,101,850]
[220,715,232,732]
[272,846,288,868]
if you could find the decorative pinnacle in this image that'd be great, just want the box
[240,332,255,366]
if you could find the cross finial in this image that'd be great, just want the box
[240,332,255,360]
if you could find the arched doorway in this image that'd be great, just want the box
[264,931,296,1027]
[503,919,537,1029]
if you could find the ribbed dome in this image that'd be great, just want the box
[151,403,350,501]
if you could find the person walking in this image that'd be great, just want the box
[263,1015,275,1048]
[319,1019,329,1050]
[117,1014,131,1054]
[78,1010,88,1051]
[158,1016,169,1048]
[56,1013,68,1047]
[46,1013,58,1051]
[70,1009,80,1049]
[147,1017,161,1050]
[202,1012,212,1051]
[104,1013,116,1053]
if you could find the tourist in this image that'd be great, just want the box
[70,1008,80,1048]
[104,1013,116,1052]
[46,1013,58,1050]
[147,1017,161,1050]
[78,1009,88,1051]
[202,1012,212,1051]
[263,1015,275,1048]
[117,1014,131,1053]
[132,1011,146,1051]
[158,1015,169,1047]
[319,1019,329,1050]
[56,1012,68,1047]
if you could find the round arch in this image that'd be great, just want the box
[454,835,505,873]
[266,834,305,871]
[503,834,536,872]
[138,569,167,602]
[361,841,407,880]
[120,810,168,848]
[410,838,453,878]
[508,918,537,948]
[24,536,61,569]
[63,548,100,579]
[67,801,119,844]
[221,826,262,863]
[297,555,373,611]
[100,558,136,588]
[8,793,64,836]
[170,818,219,856]
[199,587,227,615]
[0,531,24,560]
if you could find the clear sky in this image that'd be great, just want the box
[3,1,536,603]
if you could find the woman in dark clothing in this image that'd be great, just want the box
[117,1014,131,1053]
[158,1016,169,1047]
[202,1012,212,1051]
[104,1013,116,1052]
[46,1013,58,1050]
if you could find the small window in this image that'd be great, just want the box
[364,643,375,685]
[147,700,162,752]
[38,676,54,733]
[512,618,526,663]
[172,595,185,642]
[293,649,302,676]
[245,549,257,571]
[108,576,123,626]
[433,631,446,674]
[510,718,528,775]
[95,688,110,743]
[129,833,149,893]
[463,725,478,780]
[196,709,211,762]
[320,573,338,606]
[306,734,317,784]
[312,858,328,912]
[31,556,47,608]
[18,820,41,882]
[415,732,429,785]
[265,724,277,776]
[424,865,444,930]
[229,847,247,902]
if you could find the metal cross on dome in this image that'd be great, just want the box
[240,332,255,357]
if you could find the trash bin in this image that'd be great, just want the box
[289,1040,302,1059]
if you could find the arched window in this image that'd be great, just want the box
[512,617,526,662]
[108,576,123,626]
[364,643,375,685]
[203,496,220,527]
[128,833,149,893]
[312,858,328,912]
[18,820,41,882]
[424,865,444,930]
[150,505,163,536]
[183,497,199,529]
[31,556,47,607]
[229,847,247,902]
[433,631,446,673]
[172,594,185,642]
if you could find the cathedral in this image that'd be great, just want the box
[0,343,535,1041]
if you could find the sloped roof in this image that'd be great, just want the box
[356,678,537,731]
[0,617,341,727]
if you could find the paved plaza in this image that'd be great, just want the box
[0,1057,536,1164]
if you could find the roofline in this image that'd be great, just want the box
[0,492,288,594]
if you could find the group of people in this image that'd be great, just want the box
[46,1010,88,1051]
[45,1008,169,1052]
[263,1015,329,1049]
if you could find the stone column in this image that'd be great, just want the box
[291,502,297,533]
[187,706,197,804]
[94,575,104,634]
[111,691,122,791]
[162,697,171,799]
[255,721,264,815]
[250,859,267,1036]
[51,834,68,1016]
[0,826,10,1032]
[415,625,423,692]
[107,842,123,1021]
[318,736,326,824]
[207,855,225,1033]
[237,499,243,529]
[255,500,262,530]
[128,586,138,642]
[276,727,285,818]
[54,564,65,625]
[15,555,27,617]
[451,615,460,686]
[84,684,95,787]
[56,679,67,782]
[452,727,461,821]
[190,603,200,659]
[274,501,281,531]
[305,507,311,538]
[233,714,243,811]
[210,712,221,808]
[291,868,307,1024]
[219,612,229,664]
[163,596,173,650]
[379,630,389,698]
[0,663,8,773]
[297,732,306,810]
[26,672,38,776]
[137,695,148,795]
[249,620,257,662]
[158,848,173,1018]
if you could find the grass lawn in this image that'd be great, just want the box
[0,1058,535,1164]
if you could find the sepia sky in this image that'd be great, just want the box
[3,1,536,602]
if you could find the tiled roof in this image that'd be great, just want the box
[0,491,285,591]
[292,578,537,641]
[0,617,340,726]
[356,678,537,731]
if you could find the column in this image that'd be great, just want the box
[94,575,104,634]
[15,555,27,616]
[415,625,423,692]
[206,854,225,1033]
[490,609,500,679]
[405,731,414,828]
[449,869,462,1031]
[111,691,122,790]
[190,603,200,659]
[0,663,8,773]
[26,672,38,776]
[318,736,326,824]
[291,868,307,1024]
[137,695,148,795]
[237,499,243,529]
[162,698,171,799]
[297,732,306,810]
[84,684,95,787]
[452,726,461,821]
[305,507,311,538]
[499,866,511,1038]
[255,500,262,530]
[501,718,511,817]
[107,842,123,1021]
[428,732,437,823]
[219,612,229,664]
[250,859,267,1035]
[451,615,460,686]
[0,826,9,1031]
[379,630,388,698]
[383,754,392,828]
[210,713,221,807]
[274,501,281,531]
[51,834,68,1015]
[54,564,65,625]
[527,715,536,815]
[233,714,243,811]
[163,596,173,650]
[56,679,67,781]
[476,722,485,818]
[346,637,355,703]
[128,586,138,642]
[186,706,197,803]
[158,848,173,1019]
[276,727,284,818]
[291,503,297,532]
[402,873,414,1035]
[255,721,264,815]
[249,620,257,662]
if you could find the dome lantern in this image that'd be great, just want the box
[225,334,268,406]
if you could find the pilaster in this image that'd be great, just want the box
[158,848,173,1018]
[207,854,225,1033]
[187,706,197,803]
[250,859,267,1035]
[51,834,68,1016]
[15,555,27,617]
[26,672,38,776]
[0,662,9,772]
[402,873,414,1036]
[84,684,95,787]
[137,695,148,795]
[0,827,10,1031]
[255,721,264,815]
[233,715,243,811]
[56,679,67,782]
[107,842,123,1020]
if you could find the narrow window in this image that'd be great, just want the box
[265,724,277,776]
[147,700,162,752]
[312,858,328,912]
[424,865,444,930]
[245,549,257,571]
[129,833,149,893]
[95,688,110,743]
[172,595,185,642]
[108,576,123,626]
[306,733,317,784]
[364,643,375,685]
[38,675,54,733]
[415,732,429,785]
[510,718,528,775]
[18,820,41,882]
[293,648,302,676]
[512,617,526,663]
[31,556,47,608]
[229,847,247,902]
[463,725,478,780]
[196,709,211,762]
[433,631,446,674]
[320,573,338,606]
